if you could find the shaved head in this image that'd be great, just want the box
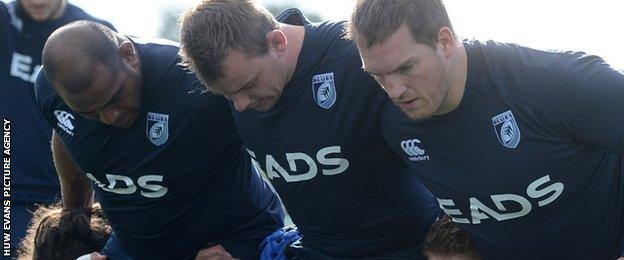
[41,21,144,129]
[42,20,120,94]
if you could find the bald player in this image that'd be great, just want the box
[34,21,284,259]
[1,0,113,251]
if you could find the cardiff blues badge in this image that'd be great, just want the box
[146,112,169,146]
[312,72,337,109]
[492,110,521,149]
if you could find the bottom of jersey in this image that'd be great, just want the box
[101,163,284,260]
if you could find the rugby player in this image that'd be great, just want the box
[349,0,624,258]
[0,0,113,251]
[34,21,284,259]
[179,1,439,258]
[422,215,481,260]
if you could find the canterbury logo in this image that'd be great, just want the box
[401,139,425,156]
[54,110,75,136]
[400,139,430,162]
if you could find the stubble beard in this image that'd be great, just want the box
[407,58,451,122]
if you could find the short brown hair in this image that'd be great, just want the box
[17,203,112,260]
[347,0,455,48]
[179,0,278,88]
[422,215,481,259]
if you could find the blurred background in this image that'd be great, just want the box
[4,0,623,68]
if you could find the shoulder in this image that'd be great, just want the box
[468,40,562,72]
[276,8,311,26]
[466,40,624,131]
[134,38,212,106]
[310,20,347,36]
[546,50,624,108]
[135,37,185,90]
[134,37,180,62]
[307,21,357,57]
[477,40,620,92]
[550,50,617,83]
[34,68,66,126]
[34,68,58,104]
[465,40,576,97]
[294,20,362,78]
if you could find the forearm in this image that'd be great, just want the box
[51,130,93,210]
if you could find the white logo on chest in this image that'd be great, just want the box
[400,138,430,161]
[438,174,564,225]
[86,173,168,198]
[54,110,76,136]
[312,72,337,109]
[492,110,521,149]
[146,112,169,146]
[247,146,350,182]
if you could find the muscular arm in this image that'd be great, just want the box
[51,129,94,210]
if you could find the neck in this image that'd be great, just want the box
[438,40,468,115]
[279,23,305,85]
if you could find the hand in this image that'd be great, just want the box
[75,252,107,260]
[195,244,236,260]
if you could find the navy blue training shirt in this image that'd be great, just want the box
[2,0,114,203]
[382,40,624,259]
[232,11,439,258]
[34,38,284,259]
[1,1,115,249]
[1,2,16,82]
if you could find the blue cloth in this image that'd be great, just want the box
[101,234,134,260]
[382,40,624,259]
[34,38,284,259]
[260,226,301,260]
[1,0,113,250]
[232,9,438,258]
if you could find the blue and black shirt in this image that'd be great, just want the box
[383,40,624,259]
[35,38,284,259]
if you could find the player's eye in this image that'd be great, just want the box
[243,82,255,90]
[104,88,123,108]
[112,91,122,102]
[81,112,98,120]
[398,63,414,74]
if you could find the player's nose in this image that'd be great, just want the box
[231,94,253,112]
[99,107,121,126]
[383,75,407,100]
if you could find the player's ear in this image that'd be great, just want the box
[119,41,139,69]
[437,27,455,58]
[266,30,287,56]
